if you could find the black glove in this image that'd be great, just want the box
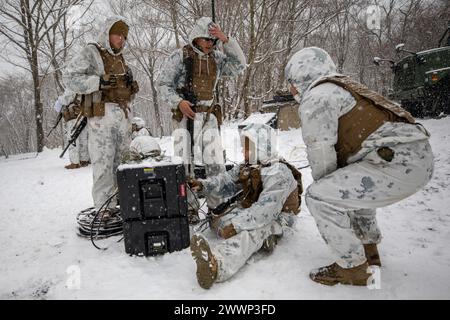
[99,74,118,90]
[125,69,134,87]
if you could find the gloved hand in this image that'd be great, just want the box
[187,178,203,192]
[219,224,237,239]
[125,69,134,87]
[131,80,139,95]
[99,74,118,90]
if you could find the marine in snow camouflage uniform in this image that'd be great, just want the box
[189,123,301,289]
[285,47,434,286]
[63,16,139,212]
[55,91,90,169]
[158,17,246,212]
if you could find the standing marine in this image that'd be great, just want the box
[63,16,139,217]
[158,16,246,224]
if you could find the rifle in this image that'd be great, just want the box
[47,112,63,138]
[59,115,87,158]
[211,0,216,23]
[262,94,295,105]
[209,189,243,216]
[181,48,197,176]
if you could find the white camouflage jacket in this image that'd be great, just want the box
[63,16,132,96]
[158,17,246,107]
[285,47,430,181]
[54,90,77,113]
[199,124,297,232]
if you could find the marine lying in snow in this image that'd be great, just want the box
[285,46,434,286]
[188,123,303,289]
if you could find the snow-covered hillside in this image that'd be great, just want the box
[1,118,449,299]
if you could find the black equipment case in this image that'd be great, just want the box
[117,164,190,256]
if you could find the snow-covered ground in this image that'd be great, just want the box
[1,118,449,300]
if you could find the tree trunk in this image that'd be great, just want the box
[277,0,296,88]
[32,73,44,153]
[1,144,9,158]
[237,0,256,118]
[149,61,164,137]
[169,0,181,48]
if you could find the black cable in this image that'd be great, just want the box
[90,191,119,250]
[227,157,310,170]
[187,184,208,216]
[194,217,212,233]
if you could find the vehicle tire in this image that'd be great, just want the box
[402,100,424,118]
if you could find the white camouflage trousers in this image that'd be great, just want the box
[306,140,434,268]
[64,118,89,164]
[88,103,131,209]
[172,112,225,209]
[211,212,292,282]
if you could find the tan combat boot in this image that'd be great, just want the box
[310,262,371,286]
[364,244,382,266]
[190,234,218,289]
[80,161,91,167]
[65,163,81,169]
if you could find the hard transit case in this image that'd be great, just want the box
[117,164,190,256]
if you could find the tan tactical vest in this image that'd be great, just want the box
[183,45,217,101]
[81,43,138,118]
[238,160,303,214]
[312,75,415,168]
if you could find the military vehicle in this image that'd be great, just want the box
[374,22,450,118]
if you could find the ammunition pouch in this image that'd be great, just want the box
[239,160,303,214]
[239,165,264,209]
[81,44,138,119]
[81,91,102,118]
[81,78,137,119]
[130,80,139,95]
[171,103,223,126]
[192,104,223,126]
[211,104,223,126]
[279,159,303,214]
[62,103,81,122]
[101,74,136,104]
[171,106,184,122]
[282,187,300,214]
